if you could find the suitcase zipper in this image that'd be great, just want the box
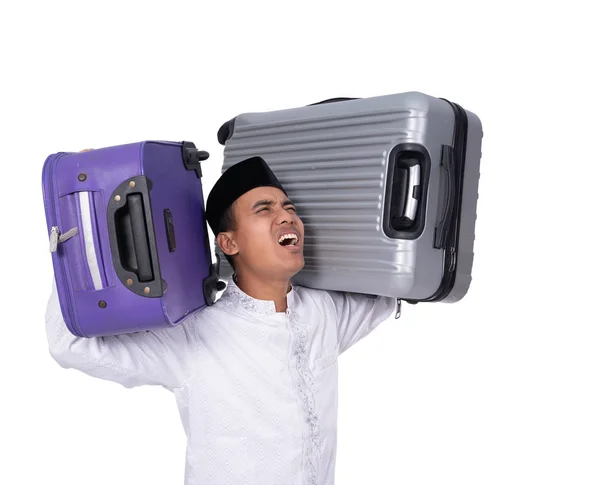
[405,100,467,304]
[49,226,59,252]
[44,152,83,335]
[429,100,467,300]
[448,247,457,273]
[49,226,79,252]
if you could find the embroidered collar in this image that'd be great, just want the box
[218,277,296,316]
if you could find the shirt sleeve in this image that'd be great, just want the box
[326,291,397,355]
[45,281,201,390]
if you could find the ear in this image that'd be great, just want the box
[216,232,239,257]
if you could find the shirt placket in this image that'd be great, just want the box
[286,307,321,485]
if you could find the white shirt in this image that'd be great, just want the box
[45,278,396,485]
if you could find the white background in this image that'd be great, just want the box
[1,1,598,484]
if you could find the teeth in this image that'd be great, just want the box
[278,233,298,245]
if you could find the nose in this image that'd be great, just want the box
[274,206,292,225]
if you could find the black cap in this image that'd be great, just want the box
[205,156,287,236]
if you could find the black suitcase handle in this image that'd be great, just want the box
[121,194,154,282]
[217,118,235,146]
[217,97,360,145]
[434,145,457,249]
[107,175,163,297]
[307,97,358,106]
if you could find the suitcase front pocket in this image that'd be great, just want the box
[56,191,109,291]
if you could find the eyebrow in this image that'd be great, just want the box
[251,199,274,210]
[251,199,296,210]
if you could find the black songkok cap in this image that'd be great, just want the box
[205,156,287,236]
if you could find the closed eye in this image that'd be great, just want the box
[283,200,297,213]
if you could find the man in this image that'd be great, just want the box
[45,155,396,485]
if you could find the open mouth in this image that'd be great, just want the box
[278,233,299,247]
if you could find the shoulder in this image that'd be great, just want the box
[297,288,392,317]
[293,285,338,314]
[181,303,226,330]
[294,284,330,301]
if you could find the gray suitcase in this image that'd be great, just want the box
[215,92,483,305]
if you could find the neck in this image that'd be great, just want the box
[234,271,291,313]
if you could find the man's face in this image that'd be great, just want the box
[219,186,305,279]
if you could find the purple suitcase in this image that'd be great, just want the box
[42,140,221,337]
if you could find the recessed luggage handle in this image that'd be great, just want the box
[393,163,421,229]
[389,151,422,231]
[434,145,457,249]
[107,175,163,297]
[405,165,421,221]
[383,143,429,240]
[122,194,154,282]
